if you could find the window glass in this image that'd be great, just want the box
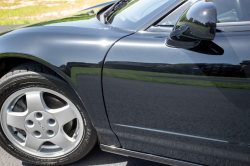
[213,0,250,23]
[157,1,192,26]
[107,0,176,30]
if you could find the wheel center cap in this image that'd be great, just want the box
[24,111,59,139]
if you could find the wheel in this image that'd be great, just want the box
[0,62,97,165]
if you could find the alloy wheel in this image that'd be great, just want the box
[0,87,84,158]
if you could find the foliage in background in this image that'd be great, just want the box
[71,67,250,90]
[0,0,109,25]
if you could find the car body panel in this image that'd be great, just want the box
[0,3,135,147]
[103,29,250,165]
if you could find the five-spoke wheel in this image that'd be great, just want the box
[1,88,84,157]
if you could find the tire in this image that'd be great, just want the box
[0,62,97,165]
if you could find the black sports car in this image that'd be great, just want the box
[0,0,250,165]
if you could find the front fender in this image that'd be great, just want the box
[0,25,133,147]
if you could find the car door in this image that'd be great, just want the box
[103,1,250,165]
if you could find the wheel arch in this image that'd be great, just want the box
[0,53,86,122]
[0,53,75,89]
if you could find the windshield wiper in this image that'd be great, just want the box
[104,0,131,24]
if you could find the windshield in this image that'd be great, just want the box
[106,0,176,30]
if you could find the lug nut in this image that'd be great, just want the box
[34,131,41,137]
[36,112,43,120]
[26,120,34,127]
[47,130,54,137]
[48,119,56,126]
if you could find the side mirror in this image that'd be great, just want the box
[167,0,217,48]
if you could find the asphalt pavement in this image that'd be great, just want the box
[0,144,166,166]
[0,25,25,33]
[0,25,166,166]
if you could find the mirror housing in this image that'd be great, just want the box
[167,0,217,48]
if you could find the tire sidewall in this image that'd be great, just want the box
[0,72,96,165]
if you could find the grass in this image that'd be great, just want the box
[71,67,250,90]
[0,0,109,25]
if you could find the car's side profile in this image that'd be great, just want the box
[0,0,250,165]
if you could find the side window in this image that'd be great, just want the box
[157,1,192,26]
[213,0,250,23]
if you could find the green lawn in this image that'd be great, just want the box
[0,0,109,25]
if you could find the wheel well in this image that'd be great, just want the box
[0,58,31,77]
[0,58,66,82]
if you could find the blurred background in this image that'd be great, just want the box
[0,0,109,25]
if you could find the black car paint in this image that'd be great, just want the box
[0,2,134,147]
[167,0,217,49]
[0,0,249,165]
[103,28,250,165]
[171,0,217,41]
